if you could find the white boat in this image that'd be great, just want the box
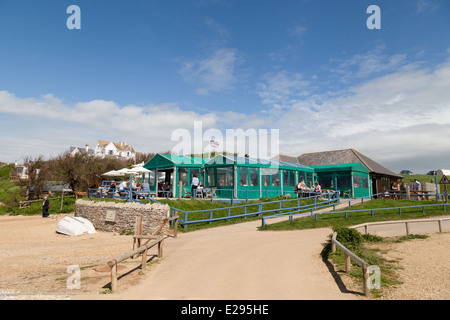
[56,216,96,236]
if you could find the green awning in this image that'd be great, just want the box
[311,162,369,173]
[143,154,209,170]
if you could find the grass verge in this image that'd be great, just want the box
[259,199,449,231]
[321,226,430,298]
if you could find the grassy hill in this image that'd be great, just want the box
[0,164,22,207]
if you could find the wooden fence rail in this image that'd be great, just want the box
[106,214,179,293]
[107,236,165,293]
[351,217,450,235]
[331,231,371,297]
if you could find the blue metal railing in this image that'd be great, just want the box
[261,192,448,226]
[86,183,447,229]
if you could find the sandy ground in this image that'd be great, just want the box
[376,232,450,300]
[0,212,448,300]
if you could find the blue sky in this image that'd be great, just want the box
[1,0,450,173]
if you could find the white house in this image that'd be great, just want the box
[69,144,95,156]
[94,140,136,161]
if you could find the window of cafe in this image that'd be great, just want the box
[206,168,215,187]
[217,167,233,186]
[240,168,249,186]
[306,172,313,187]
[271,169,280,187]
[179,168,188,186]
[250,168,259,186]
[354,176,361,188]
[262,168,271,186]
[283,170,296,187]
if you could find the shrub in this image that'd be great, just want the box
[332,226,363,249]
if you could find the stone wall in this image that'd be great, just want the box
[74,199,171,234]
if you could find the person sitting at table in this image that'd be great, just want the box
[108,181,116,196]
[142,181,150,193]
[390,179,399,199]
[313,181,322,195]
[197,181,207,198]
[119,180,128,191]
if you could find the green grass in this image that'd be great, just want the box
[400,174,445,192]
[157,196,327,232]
[321,226,430,298]
[0,164,23,206]
[0,196,77,216]
[259,199,449,231]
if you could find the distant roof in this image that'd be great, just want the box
[270,154,300,164]
[297,148,402,178]
[97,140,135,152]
[69,146,94,155]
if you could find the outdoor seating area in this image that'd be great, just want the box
[85,151,442,203]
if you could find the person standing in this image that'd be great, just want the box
[42,196,50,218]
[414,179,421,191]
[191,175,199,198]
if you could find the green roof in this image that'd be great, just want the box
[311,162,369,173]
[143,154,209,169]
[205,154,314,171]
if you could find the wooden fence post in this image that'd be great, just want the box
[362,264,370,297]
[345,254,351,273]
[141,249,148,272]
[158,239,164,258]
[111,261,118,293]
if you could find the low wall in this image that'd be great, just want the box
[74,199,171,234]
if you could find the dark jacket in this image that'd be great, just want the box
[42,199,50,210]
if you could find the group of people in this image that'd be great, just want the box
[294,180,322,197]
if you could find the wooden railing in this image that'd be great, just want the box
[332,217,450,297]
[106,214,179,293]
[351,217,450,235]
[331,231,371,297]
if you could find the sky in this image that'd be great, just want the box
[0,0,449,173]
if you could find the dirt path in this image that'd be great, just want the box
[1,210,448,300]
[112,221,357,300]
[0,214,357,300]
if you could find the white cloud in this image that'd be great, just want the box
[180,48,239,95]
[257,71,310,107]
[268,59,450,172]
[329,45,408,82]
[0,91,223,162]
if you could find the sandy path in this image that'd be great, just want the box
[113,221,356,300]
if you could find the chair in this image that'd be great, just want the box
[183,187,192,198]
[206,188,216,199]
[342,190,351,198]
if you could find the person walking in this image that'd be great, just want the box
[42,196,50,218]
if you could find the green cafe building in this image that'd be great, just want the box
[311,162,371,198]
[142,154,209,198]
[203,154,315,199]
